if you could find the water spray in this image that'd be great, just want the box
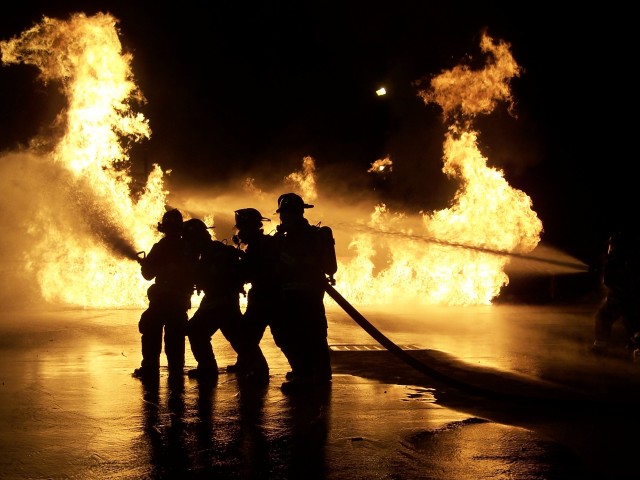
[72,190,141,262]
[337,222,589,273]
[90,223,141,262]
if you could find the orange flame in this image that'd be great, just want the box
[284,155,317,202]
[1,16,545,310]
[368,157,393,174]
[1,13,168,308]
[335,32,542,306]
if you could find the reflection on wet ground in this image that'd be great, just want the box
[0,303,638,479]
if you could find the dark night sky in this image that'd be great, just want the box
[0,1,636,270]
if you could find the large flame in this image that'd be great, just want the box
[284,155,317,202]
[1,13,167,308]
[1,15,546,309]
[334,32,542,306]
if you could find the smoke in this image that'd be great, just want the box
[167,175,382,259]
[0,150,58,308]
[0,148,144,309]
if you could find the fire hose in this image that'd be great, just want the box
[324,283,489,395]
[324,282,589,404]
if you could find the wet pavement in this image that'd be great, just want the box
[1,298,639,479]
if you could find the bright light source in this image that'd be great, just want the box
[376,87,386,96]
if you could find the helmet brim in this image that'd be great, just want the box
[276,204,314,213]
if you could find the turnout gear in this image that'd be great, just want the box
[273,194,337,392]
[275,220,337,289]
[602,231,640,296]
[134,208,194,378]
[317,225,338,279]
[184,222,263,381]
[193,240,245,297]
[230,208,277,377]
[592,230,640,357]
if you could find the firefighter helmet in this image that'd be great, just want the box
[234,208,270,229]
[157,208,183,233]
[275,193,314,213]
[182,218,211,244]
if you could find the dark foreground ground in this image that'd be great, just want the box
[1,293,639,480]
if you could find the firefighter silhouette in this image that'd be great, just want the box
[133,209,195,380]
[229,207,276,379]
[592,230,640,357]
[272,193,338,393]
[181,218,253,381]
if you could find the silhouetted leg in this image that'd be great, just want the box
[138,307,162,370]
[594,296,623,344]
[270,315,297,378]
[187,306,219,373]
[225,306,269,376]
[165,309,188,373]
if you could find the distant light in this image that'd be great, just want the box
[376,87,386,96]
